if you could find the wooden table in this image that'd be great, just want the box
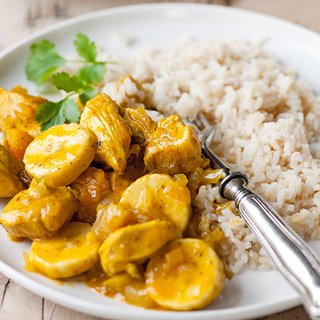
[0,0,319,319]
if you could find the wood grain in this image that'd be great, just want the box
[0,0,318,319]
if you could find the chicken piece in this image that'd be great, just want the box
[0,86,45,137]
[25,222,100,279]
[145,239,225,310]
[71,167,112,224]
[0,145,25,197]
[24,123,97,187]
[119,173,191,232]
[3,129,33,161]
[93,203,137,240]
[80,94,131,174]
[0,179,77,240]
[123,106,156,145]
[99,220,179,276]
[144,114,204,175]
[101,273,158,309]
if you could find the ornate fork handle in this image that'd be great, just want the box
[203,143,320,319]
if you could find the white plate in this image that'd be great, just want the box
[1,3,320,320]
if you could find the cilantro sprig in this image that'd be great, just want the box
[25,33,109,131]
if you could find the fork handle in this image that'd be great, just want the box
[222,177,320,319]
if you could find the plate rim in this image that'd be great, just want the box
[1,2,320,62]
[1,2,318,319]
[0,257,301,320]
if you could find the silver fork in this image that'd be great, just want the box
[191,113,320,320]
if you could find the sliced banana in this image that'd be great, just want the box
[99,220,180,276]
[145,238,225,310]
[25,222,100,279]
[23,123,97,187]
[119,173,191,232]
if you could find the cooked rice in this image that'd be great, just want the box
[100,38,320,273]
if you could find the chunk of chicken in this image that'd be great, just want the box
[145,239,225,310]
[99,220,179,276]
[123,106,156,145]
[101,273,158,309]
[71,167,112,224]
[93,203,137,241]
[119,173,191,232]
[3,129,33,160]
[0,86,45,137]
[144,114,204,175]
[0,145,25,197]
[0,180,77,240]
[80,94,131,174]
[24,123,97,187]
[25,222,100,279]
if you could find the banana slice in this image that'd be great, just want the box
[99,220,180,276]
[119,173,191,232]
[23,123,97,187]
[145,238,225,310]
[25,222,100,279]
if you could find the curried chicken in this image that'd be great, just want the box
[24,123,97,187]
[0,85,227,312]
[0,179,77,240]
[0,87,45,137]
[0,144,25,197]
[71,167,112,224]
[80,94,131,174]
[144,114,204,175]
[123,106,156,145]
[2,128,34,161]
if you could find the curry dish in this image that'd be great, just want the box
[0,86,231,310]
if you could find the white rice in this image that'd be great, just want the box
[100,38,320,273]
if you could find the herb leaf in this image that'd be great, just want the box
[76,64,106,85]
[79,87,99,106]
[27,33,110,131]
[61,99,81,123]
[74,33,97,62]
[35,101,61,125]
[26,40,66,85]
[36,98,80,131]
[51,72,84,92]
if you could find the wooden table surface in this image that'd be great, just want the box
[0,0,319,319]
